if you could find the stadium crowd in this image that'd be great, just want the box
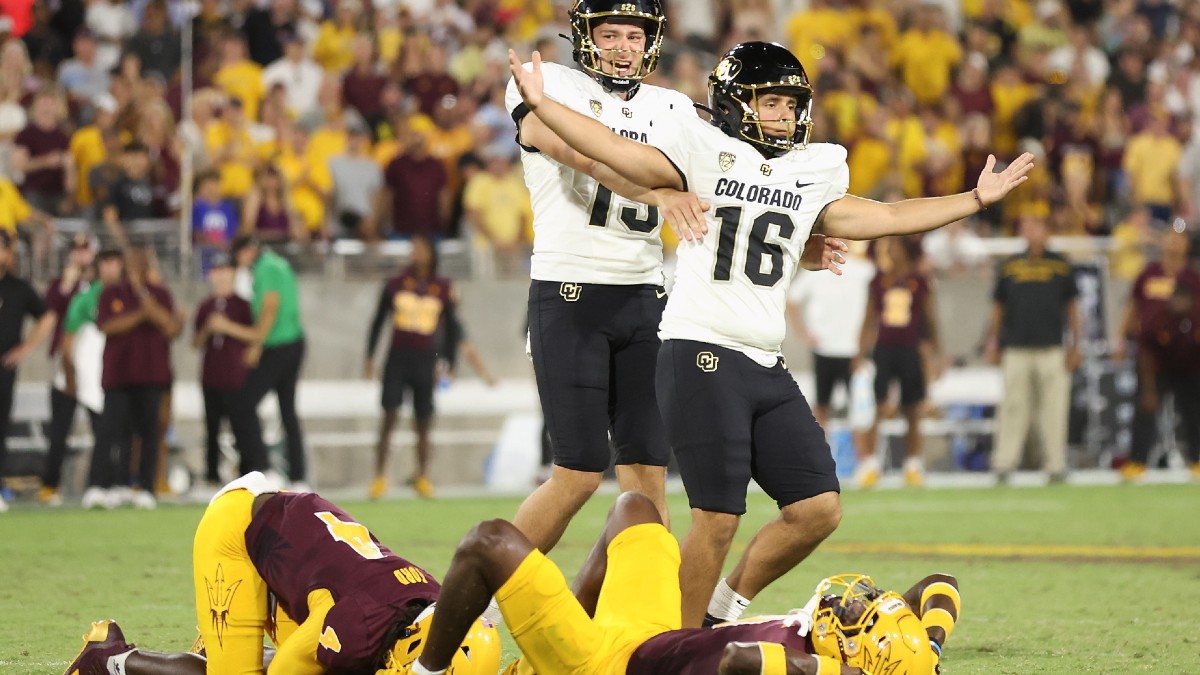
[0,0,1198,264]
[1,0,1200,513]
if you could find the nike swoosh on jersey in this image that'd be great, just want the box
[656,290,667,298]
[795,181,815,189]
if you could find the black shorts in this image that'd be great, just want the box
[381,349,436,418]
[813,354,852,408]
[873,343,925,406]
[656,340,840,515]
[527,280,670,473]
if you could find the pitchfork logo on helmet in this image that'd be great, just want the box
[810,574,935,675]
[707,41,815,158]
[569,0,667,94]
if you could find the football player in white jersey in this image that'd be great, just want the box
[504,1,839,554]
[509,40,1034,627]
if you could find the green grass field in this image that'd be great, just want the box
[4,484,1199,674]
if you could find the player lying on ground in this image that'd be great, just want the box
[62,473,499,675]
[510,40,1030,629]
[409,491,960,675]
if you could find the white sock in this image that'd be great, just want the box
[107,650,135,675]
[706,578,751,622]
[410,660,447,675]
[904,456,925,473]
[481,596,503,625]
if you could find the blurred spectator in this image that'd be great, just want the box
[856,237,941,488]
[56,29,109,103]
[273,122,330,238]
[0,165,53,235]
[241,167,304,243]
[363,234,454,499]
[342,34,388,124]
[383,124,449,237]
[406,43,458,117]
[86,128,124,215]
[0,230,55,512]
[67,93,117,210]
[951,53,994,117]
[846,108,892,198]
[1123,110,1182,223]
[787,240,875,432]
[1125,283,1200,481]
[192,169,239,249]
[83,248,180,510]
[84,0,136,72]
[1109,207,1156,280]
[1108,48,1148,108]
[990,61,1038,157]
[125,0,181,81]
[1047,24,1110,89]
[213,32,264,123]
[205,97,259,199]
[892,2,962,106]
[177,87,223,176]
[784,0,850,80]
[13,88,73,215]
[985,216,1083,483]
[328,118,384,240]
[37,234,95,506]
[100,141,162,243]
[262,32,323,118]
[138,99,180,211]
[243,0,299,66]
[313,0,364,73]
[462,145,530,276]
[232,235,308,489]
[21,1,68,69]
[191,0,233,65]
[192,254,256,485]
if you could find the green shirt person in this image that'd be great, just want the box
[252,249,304,347]
[229,235,309,487]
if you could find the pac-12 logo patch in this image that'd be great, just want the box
[560,282,582,302]
[696,352,719,372]
[589,100,603,117]
[719,152,736,172]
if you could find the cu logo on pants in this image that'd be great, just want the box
[696,352,720,372]
[560,283,582,302]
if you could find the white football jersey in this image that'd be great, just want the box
[505,62,696,285]
[655,114,850,362]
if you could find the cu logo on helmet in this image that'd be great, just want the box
[696,352,719,372]
[714,57,742,82]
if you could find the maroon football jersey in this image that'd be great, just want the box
[1131,263,1200,333]
[382,270,454,352]
[869,271,929,347]
[625,617,812,675]
[244,493,441,669]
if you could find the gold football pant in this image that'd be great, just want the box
[193,488,332,674]
[496,523,682,675]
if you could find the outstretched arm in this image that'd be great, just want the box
[509,50,685,193]
[817,154,1035,240]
